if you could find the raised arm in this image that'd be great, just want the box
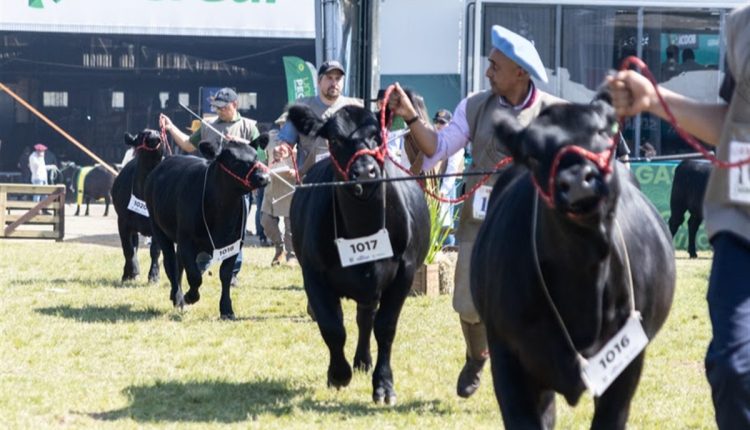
[160,113,196,153]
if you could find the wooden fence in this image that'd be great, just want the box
[0,184,65,241]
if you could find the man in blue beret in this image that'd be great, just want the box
[389,25,564,399]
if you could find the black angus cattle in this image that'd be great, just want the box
[112,129,165,283]
[288,104,430,405]
[60,162,116,216]
[144,136,269,319]
[471,96,675,429]
[668,159,711,258]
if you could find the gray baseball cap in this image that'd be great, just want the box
[210,87,238,107]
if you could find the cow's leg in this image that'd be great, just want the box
[147,238,161,284]
[118,220,139,282]
[591,353,645,430]
[687,213,702,258]
[304,268,350,389]
[74,204,80,216]
[371,273,411,405]
[668,208,684,237]
[103,194,111,216]
[217,256,238,320]
[152,226,183,308]
[353,302,377,372]
[180,245,203,307]
[488,332,556,429]
[85,198,90,216]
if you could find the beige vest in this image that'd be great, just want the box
[261,133,296,217]
[296,95,364,176]
[704,3,750,242]
[198,116,257,145]
[457,89,564,241]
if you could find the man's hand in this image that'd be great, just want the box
[387,82,418,120]
[159,113,174,131]
[606,70,657,118]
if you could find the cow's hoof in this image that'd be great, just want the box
[148,275,159,284]
[353,356,372,372]
[121,274,137,283]
[184,290,200,304]
[689,253,698,259]
[172,292,185,309]
[220,313,236,321]
[327,364,352,389]
[373,388,397,405]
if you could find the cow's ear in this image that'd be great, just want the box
[288,104,324,137]
[251,133,269,150]
[124,133,137,146]
[493,109,525,161]
[198,140,221,160]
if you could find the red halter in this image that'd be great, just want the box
[134,134,162,152]
[531,135,618,209]
[218,161,268,190]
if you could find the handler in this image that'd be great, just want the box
[389,25,564,398]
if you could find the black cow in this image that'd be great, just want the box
[668,159,711,258]
[112,129,165,283]
[471,97,675,429]
[144,136,269,319]
[288,104,430,405]
[60,162,116,216]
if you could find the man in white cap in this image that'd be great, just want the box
[389,25,564,399]
[278,60,363,177]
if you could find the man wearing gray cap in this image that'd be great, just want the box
[389,25,564,399]
[278,60,363,177]
[160,87,260,285]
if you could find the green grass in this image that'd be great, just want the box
[0,241,715,429]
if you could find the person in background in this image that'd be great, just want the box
[260,112,297,265]
[432,109,464,249]
[661,44,680,81]
[29,143,54,210]
[389,25,564,399]
[679,48,705,72]
[159,87,260,286]
[607,4,750,427]
[278,60,363,178]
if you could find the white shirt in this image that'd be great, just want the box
[29,151,48,182]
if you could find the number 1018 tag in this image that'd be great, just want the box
[335,229,394,267]
[580,312,649,397]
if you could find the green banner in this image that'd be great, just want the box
[282,56,316,103]
[632,162,709,252]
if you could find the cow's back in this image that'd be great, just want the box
[84,166,115,199]
[671,159,711,215]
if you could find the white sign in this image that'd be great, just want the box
[729,141,750,204]
[472,185,492,221]
[335,229,394,268]
[127,194,149,217]
[0,0,314,39]
[211,239,242,266]
[580,313,649,397]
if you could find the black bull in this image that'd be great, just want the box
[288,104,430,405]
[471,98,675,428]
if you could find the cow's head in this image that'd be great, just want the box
[494,95,621,219]
[124,129,163,156]
[288,104,384,196]
[198,134,270,191]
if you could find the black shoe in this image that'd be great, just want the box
[456,356,486,398]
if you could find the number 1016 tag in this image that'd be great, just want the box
[580,313,649,397]
[335,229,394,268]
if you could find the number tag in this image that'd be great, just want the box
[315,152,330,163]
[729,141,750,204]
[580,313,649,397]
[211,239,242,266]
[472,185,492,220]
[127,194,149,217]
[335,228,394,268]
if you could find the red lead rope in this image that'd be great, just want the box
[620,56,750,169]
[219,161,268,190]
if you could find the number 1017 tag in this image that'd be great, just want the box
[580,312,649,397]
[335,229,394,268]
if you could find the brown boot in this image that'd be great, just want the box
[457,320,488,398]
[271,245,284,266]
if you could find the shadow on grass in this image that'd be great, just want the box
[36,304,164,323]
[88,379,306,423]
[86,378,450,423]
[65,233,121,248]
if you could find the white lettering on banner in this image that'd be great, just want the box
[580,313,649,397]
[472,185,492,220]
[127,194,149,217]
[729,141,750,204]
[294,79,306,99]
[335,229,394,268]
[315,153,330,163]
[211,239,242,266]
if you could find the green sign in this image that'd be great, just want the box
[282,56,316,103]
[632,162,709,252]
[29,0,62,8]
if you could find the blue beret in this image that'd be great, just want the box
[491,25,548,83]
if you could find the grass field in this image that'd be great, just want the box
[0,239,715,429]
